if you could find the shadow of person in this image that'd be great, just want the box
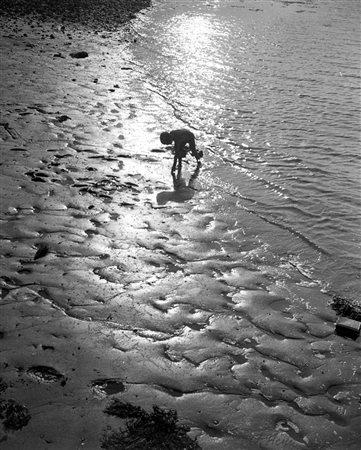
[156,163,201,206]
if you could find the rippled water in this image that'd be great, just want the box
[131,0,360,298]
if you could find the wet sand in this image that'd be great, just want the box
[1,7,361,450]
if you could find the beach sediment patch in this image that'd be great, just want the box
[102,400,200,450]
[0,0,152,32]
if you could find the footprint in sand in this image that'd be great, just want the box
[25,170,49,183]
[27,365,65,385]
[91,379,125,397]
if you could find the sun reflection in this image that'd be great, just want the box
[166,14,225,74]
[161,12,231,126]
[153,10,236,133]
[171,15,213,56]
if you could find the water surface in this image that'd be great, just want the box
[131,0,361,299]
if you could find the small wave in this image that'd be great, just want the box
[340,73,361,80]
[249,209,330,256]
[206,146,292,199]
[207,175,329,257]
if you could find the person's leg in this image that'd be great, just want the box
[189,140,203,161]
[188,162,201,188]
[171,155,177,172]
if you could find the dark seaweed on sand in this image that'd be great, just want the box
[103,400,200,450]
[0,399,31,430]
[331,295,361,322]
[0,378,7,393]
[0,0,151,31]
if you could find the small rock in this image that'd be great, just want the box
[335,317,361,340]
[57,115,71,123]
[70,51,88,59]
[34,243,49,260]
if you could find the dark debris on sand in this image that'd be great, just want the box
[0,399,31,431]
[331,295,361,322]
[103,400,200,450]
[0,374,30,432]
[0,0,151,31]
[0,378,7,393]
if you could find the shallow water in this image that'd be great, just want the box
[131,0,361,299]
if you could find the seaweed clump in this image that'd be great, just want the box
[102,399,200,450]
[0,378,7,393]
[331,295,361,321]
[0,399,31,430]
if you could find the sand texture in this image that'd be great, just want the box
[1,9,361,450]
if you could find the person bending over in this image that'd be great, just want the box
[160,128,203,172]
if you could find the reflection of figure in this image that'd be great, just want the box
[156,163,201,205]
[160,128,203,173]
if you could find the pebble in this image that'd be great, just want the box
[70,51,89,59]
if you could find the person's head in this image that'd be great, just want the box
[160,132,173,145]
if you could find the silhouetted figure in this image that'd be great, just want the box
[160,129,203,173]
[156,163,201,205]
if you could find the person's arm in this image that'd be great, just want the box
[189,135,196,156]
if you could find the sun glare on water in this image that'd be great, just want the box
[173,15,213,56]
[165,14,226,76]
[160,12,232,121]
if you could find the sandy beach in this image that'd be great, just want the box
[1,2,360,449]
[0,4,200,448]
